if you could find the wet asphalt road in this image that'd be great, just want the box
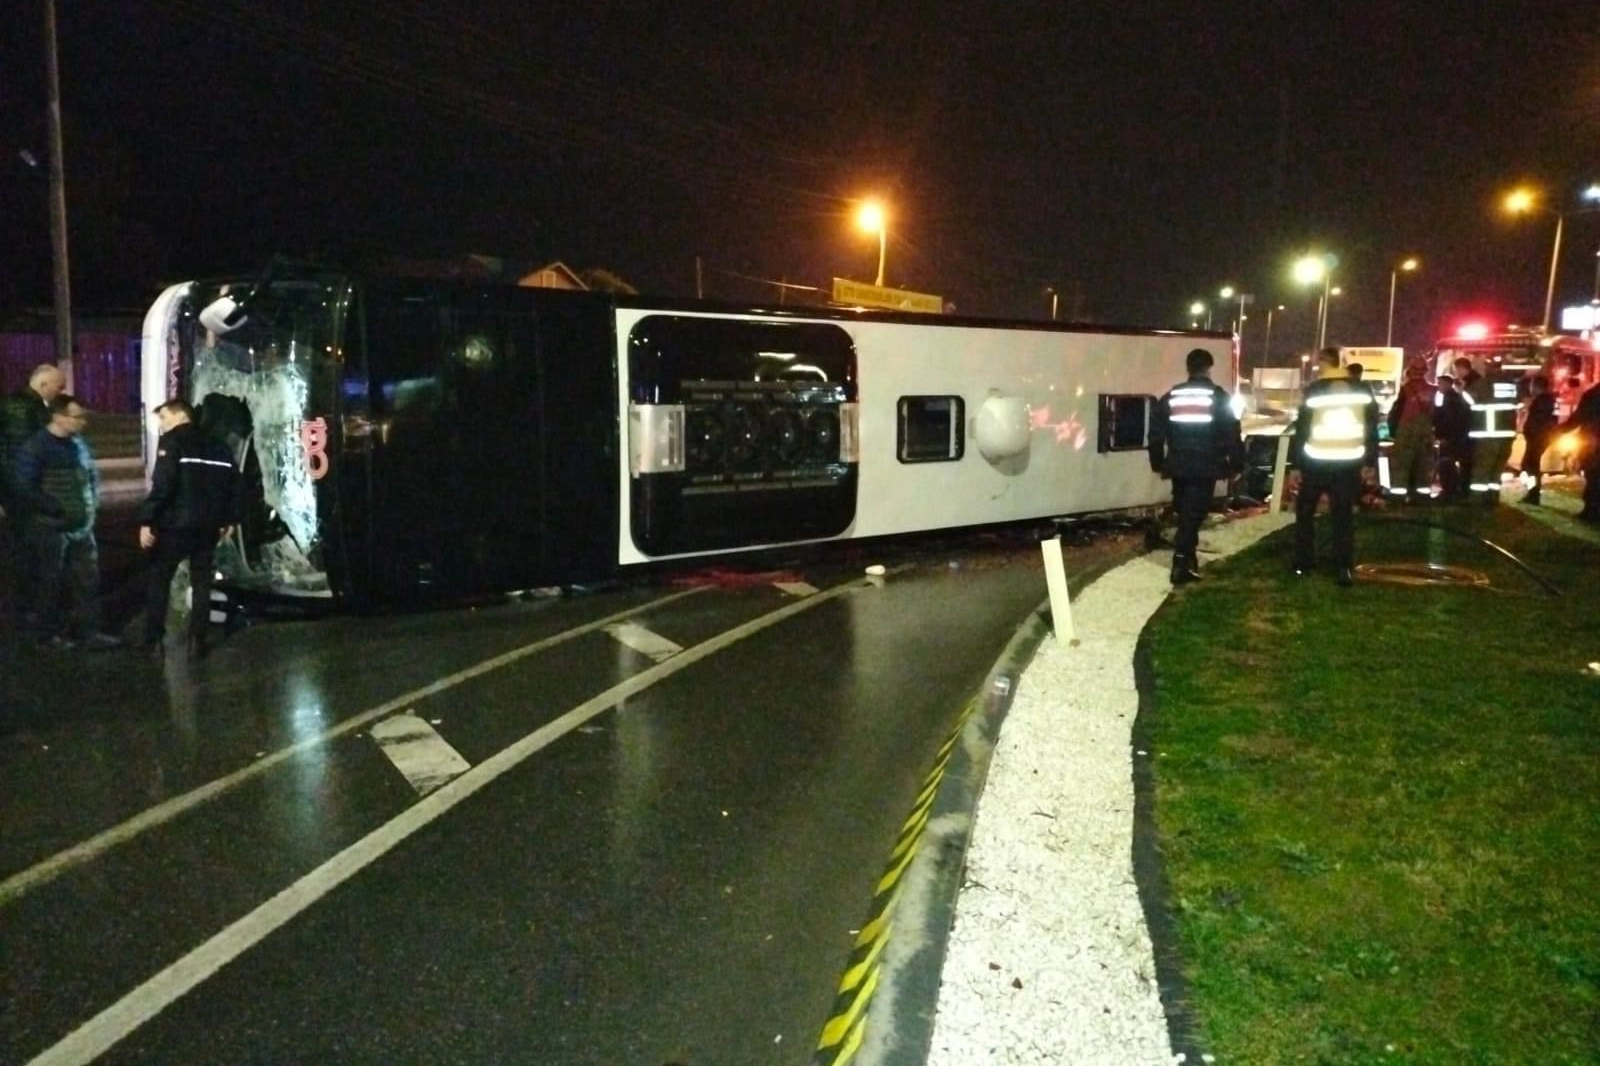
[1,507,1142,1066]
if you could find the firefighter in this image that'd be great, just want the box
[1386,362,1436,502]
[1463,358,1517,503]
[1289,346,1379,586]
[1148,347,1245,585]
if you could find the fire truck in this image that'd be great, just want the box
[1427,324,1600,472]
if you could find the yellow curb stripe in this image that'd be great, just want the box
[813,696,981,1064]
[825,967,879,1065]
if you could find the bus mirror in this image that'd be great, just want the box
[199,295,248,336]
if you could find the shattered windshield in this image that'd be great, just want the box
[176,275,347,596]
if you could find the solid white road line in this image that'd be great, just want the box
[0,587,709,908]
[369,714,472,796]
[603,621,684,662]
[26,570,892,1066]
[774,581,819,597]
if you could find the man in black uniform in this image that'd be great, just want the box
[1290,347,1379,586]
[1148,347,1245,584]
[137,400,240,659]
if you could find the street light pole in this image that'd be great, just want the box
[856,200,888,287]
[1542,211,1564,334]
[1263,305,1284,365]
[44,0,74,375]
[1316,273,1331,350]
[1386,257,1419,347]
[1387,271,1399,347]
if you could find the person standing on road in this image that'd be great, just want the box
[12,394,121,649]
[1289,346,1378,586]
[1465,355,1510,499]
[1519,375,1558,506]
[2,364,67,623]
[1147,347,1245,585]
[1386,363,1436,503]
[1433,374,1473,501]
[1568,378,1600,523]
[138,399,240,660]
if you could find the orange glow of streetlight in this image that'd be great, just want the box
[855,200,888,287]
[1503,188,1538,215]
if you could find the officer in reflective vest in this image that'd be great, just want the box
[1148,347,1245,585]
[1463,361,1517,503]
[1290,346,1378,586]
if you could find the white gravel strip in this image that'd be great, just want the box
[925,509,1294,1066]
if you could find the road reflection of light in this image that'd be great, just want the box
[269,670,333,850]
[608,699,659,888]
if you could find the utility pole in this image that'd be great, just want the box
[44,0,74,380]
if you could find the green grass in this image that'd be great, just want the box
[1146,505,1600,1065]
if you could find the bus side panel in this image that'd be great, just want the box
[359,284,552,599]
[528,296,621,584]
[848,323,1194,536]
[615,311,1209,566]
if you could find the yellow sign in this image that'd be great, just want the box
[831,277,944,314]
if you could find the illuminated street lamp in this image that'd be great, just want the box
[1220,284,1251,362]
[1292,254,1335,350]
[1504,184,1600,333]
[856,200,887,287]
[1263,304,1286,365]
[1189,300,1211,330]
[1386,256,1420,347]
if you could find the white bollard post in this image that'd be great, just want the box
[1041,535,1076,645]
[1268,433,1291,513]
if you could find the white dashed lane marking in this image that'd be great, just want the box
[774,581,819,597]
[603,621,683,662]
[369,713,473,796]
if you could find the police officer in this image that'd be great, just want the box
[1148,347,1245,585]
[1290,346,1379,586]
[137,399,240,659]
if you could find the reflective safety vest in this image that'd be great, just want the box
[1302,388,1375,462]
[1464,389,1518,440]
[1167,385,1216,424]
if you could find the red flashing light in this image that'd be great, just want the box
[1454,321,1491,341]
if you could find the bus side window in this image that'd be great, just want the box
[369,296,447,418]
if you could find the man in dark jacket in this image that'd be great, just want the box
[1519,375,1559,505]
[1290,347,1379,586]
[138,399,241,659]
[13,393,121,648]
[1432,375,1473,501]
[1148,347,1245,584]
[2,363,66,620]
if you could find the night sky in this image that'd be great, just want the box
[2,0,1597,358]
